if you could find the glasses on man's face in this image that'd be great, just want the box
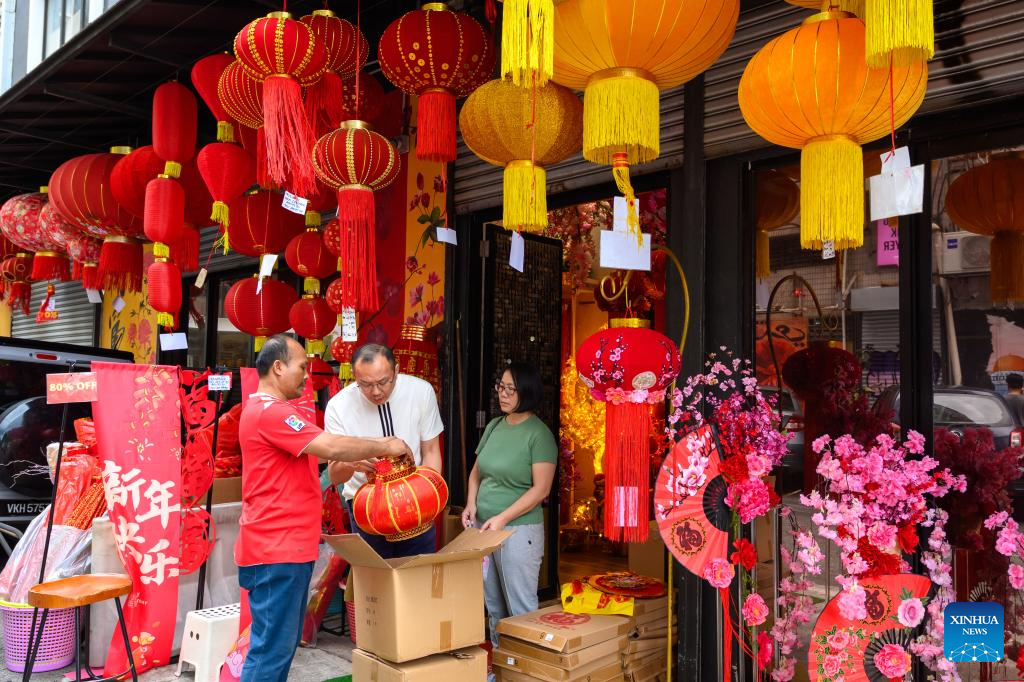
[495,382,517,396]
[357,375,396,392]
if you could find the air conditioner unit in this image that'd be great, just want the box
[939,230,990,275]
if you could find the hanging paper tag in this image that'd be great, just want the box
[86,289,103,304]
[600,230,652,271]
[256,254,278,295]
[822,241,836,260]
[113,296,126,313]
[341,307,358,342]
[195,267,208,290]
[159,332,188,351]
[282,191,308,216]
[870,166,924,221]
[612,196,629,232]
[509,231,525,272]
[436,227,458,245]
[880,146,911,175]
[208,374,232,392]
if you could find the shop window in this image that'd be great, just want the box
[63,0,83,43]
[43,0,62,58]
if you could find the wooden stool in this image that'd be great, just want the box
[22,573,137,682]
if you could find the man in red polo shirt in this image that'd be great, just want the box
[237,335,411,682]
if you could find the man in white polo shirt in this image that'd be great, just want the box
[325,343,444,557]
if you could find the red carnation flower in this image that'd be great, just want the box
[730,538,757,571]
[721,455,750,483]
[897,524,919,554]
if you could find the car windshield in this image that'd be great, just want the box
[933,393,1013,427]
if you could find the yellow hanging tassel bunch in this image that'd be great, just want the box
[583,69,660,166]
[306,210,322,228]
[304,277,320,295]
[756,230,772,280]
[504,161,547,232]
[501,0,555,86]
[306,339,325,356]
[865,0,934,67]
[254,335,267,352]
[800,135,864,251]
[156,312,175,328]
[217,120,235,143]
[211,200,230,226]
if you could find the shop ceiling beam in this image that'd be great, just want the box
[0,124,98,150]
[42,86,149,120]
[107,33,189,68]
[0,158,55,173]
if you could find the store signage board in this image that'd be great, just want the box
[208,374,232,392]
[47,372,98,404]
[877,219,899,266]
[509,231,525,272]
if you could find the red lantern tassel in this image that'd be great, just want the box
[262,75,316,196]
[304,71,345,139]
[604,402,652,543]
[170,226,200,272]
[30,252,70,282]
[7,281,31,316]
[337,186,379,312]
[81,263,101,291]
[416,89,457,163]
[98,238,144,292]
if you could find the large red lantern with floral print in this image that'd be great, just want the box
[300,9,367,137]
[225,190,305,257]
[65,233,103,289]
[223,275,298,350]
[577,319,681,542]
[289,294,335,356]
[0,190,70,282]
[191,53,237,142]
[352,458,449,541]
[378,3,495,163]
[233,12,328,196]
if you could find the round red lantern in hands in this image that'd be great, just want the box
[352,458,449,542]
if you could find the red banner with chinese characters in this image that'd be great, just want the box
[93,362,182,676]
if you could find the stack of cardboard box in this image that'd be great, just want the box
[620,595,675,682]
[326,529,512,682]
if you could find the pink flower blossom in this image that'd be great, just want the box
[1009,564,1024,590]
[742,593,769,626]
[823,654,844,677]
[837,584,867,621]
[812,435,832,453]
[703,558,734,589]
[873,643,911,678]
[867,522,898,550]
[746,453,770,478]
[725,478,772,523]
[897,598,925,628]
[827,629,852,652]
[771,658,795,682]
[757,631,773,671]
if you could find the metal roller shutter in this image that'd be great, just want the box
[10,281,97,346]
[195,226,259,275]
[860,309,943,353]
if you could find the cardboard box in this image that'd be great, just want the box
[623,638,662,656]
[500,634,627,670]
[200,476,242,505]
[352,646,487,682]
[326,529,512,663]
[627,522,665,583]
[497,606,632,654]
[625,653,665,682]
[632,608,668,627]
[494,660,625,682]
[442,506,465,547]
[629,594,672,618]
[493,647,620,682]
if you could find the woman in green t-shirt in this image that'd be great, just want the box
[462,361,557,648]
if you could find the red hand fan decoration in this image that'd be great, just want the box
[181,427,215,502]
[300,9,368,138]
[378,3,495,163]
[179,508,216,575]
[232,12,328,197]
[191,53,237,142]
[225,190,305,257]
[224,275,298,350]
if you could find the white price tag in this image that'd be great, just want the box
[86,289,103,304]
[870,165,924,221]
[880,146,911,175]
[195,267,208,290]
[208,374,232,392]
[159,332,188,351]
[282,191,308,216]
[436,227,458,245]
[600,230,652,271]
[341,307,358,342]
[112,296,126,313]
[256,254,278,295]
[509,231,525,272]
[822,241,836,260]
[506,657,516,665]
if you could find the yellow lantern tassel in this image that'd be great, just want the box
[504,161,547,232]
[306,339,325,356]
[756,230,771,280]
[990,232,1024,306]
[800,136,864,251]
[582,70,660,166]
[611,152,641,243]
[864,0,934,67]
[216,120,235,143]
[153,242,170,259]
[339,362,353,381]
[304,276,320,295]
[254,335,266,352]
[501,0,554,86]
[841,0,865,17]
[306,210,322,227]
[156,312,175,328]
[163,161,182,179]
[211,200,230,227]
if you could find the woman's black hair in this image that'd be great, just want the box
[504,361,543,414]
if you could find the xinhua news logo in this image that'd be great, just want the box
[944,602,1004,663]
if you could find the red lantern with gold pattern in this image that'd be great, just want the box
[394,324,442,403]
[1,252,34,315]
[313,121,400,312]
[339,73,385,129]
[224,275,298,350]
[225,190,305,257]
[192,53,237,142]
[300,9,368,137]
[233,12,328,196]
[285,228,335,294]
[0,190,70,282]
[217,60,264,130]
[322,218,341,258]
[352,458,449,541]
[378,3,495,162]
[289,294,335,356]
[330,335,355,381]
[111,146,164,219]
[577,319,681,543]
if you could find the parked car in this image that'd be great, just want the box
[873,386,1024,450]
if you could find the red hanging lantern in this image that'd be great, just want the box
[330,335,356,381]
[312,121,400,312]
[577,319,681,543]
[224,275,299,350]
[352,458,449,541]
[233,12,329,197]
[50,148,145,292]
[303,179,338,227]
[339,73,385,127]
[289,294,335,355]
[144,176,186,257]
[1,252,34,315]
[393,324,442,404]
[147,259,182,329]
[152,81,197,171]
[217,60,265,130]
[196,142,257,238]
[0,190,70,282]
[324,277,345,313]
[225,190,305,257]
[378,3,495,162]
[300,9,368,137]
[192,53,237,142]
[322,217,341,258]
[110,146,165,219]
[66,234,103,289]
[285,228,336,294]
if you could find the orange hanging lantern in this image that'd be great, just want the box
[192,53,237,142]
[378,3,495,163]
[552,0,738,235]
[224,275,299,351]
[755,170,800,280]
[289,294,335,356]
[738,12,927,251]
[233,12,328,197]
[393,324,442,404]
[300,9,368,137]
[0,189,70,282]
[312,121,400,312]
[577,319,681,543]
[352,459,449,541]
[945,154,1024,306]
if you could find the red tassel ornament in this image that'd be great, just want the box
[300,9,368,137]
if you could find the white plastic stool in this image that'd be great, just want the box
[175,603,241,682]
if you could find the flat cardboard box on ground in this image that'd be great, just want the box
[325,528,511,663]
[497,605,632,654]
[494,660,624,682]
[352,646,487,682]
[499,634,628,670]
[493,646,620,682]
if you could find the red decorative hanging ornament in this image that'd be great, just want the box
[36,283,59,323]
[289,294,335,356]
[351,458,449,541]
[322,217,341,258]
[339,72,385,129]
[312,121,400,312]
[330,335,355,381]
[144,176,186,329]
[300,9,368,137]
[225,190,306,257]
[110,146,165,219]
[1,252,34,315]
[285,228,335,294]
[191,53,237,142]
[196,142,257,248]
[233,11,329,197]
[66,234,103,289]
[378,3,495,162]
[223,274,298,350]
[217,60,268,187]
[577,319,681,542]
[0,189,71,282]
